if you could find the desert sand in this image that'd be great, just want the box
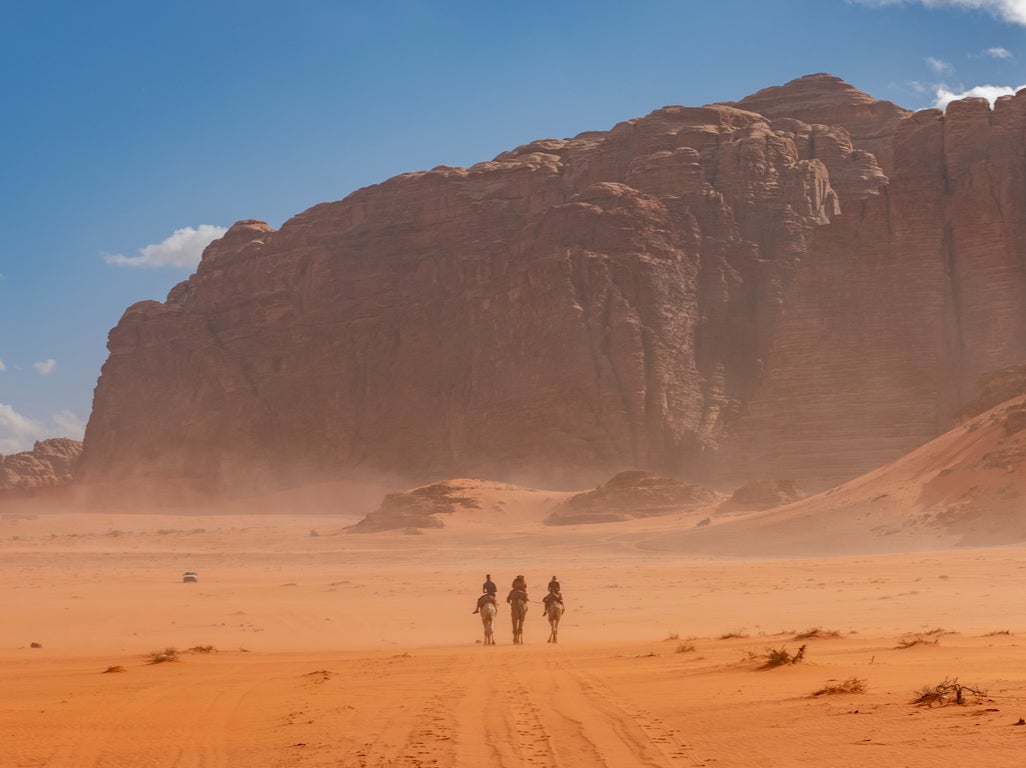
[3,480,1026,767]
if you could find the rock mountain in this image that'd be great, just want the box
[77,74,1026,493]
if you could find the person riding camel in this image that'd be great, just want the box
[507,574,528,607]
[543,575,564,612]
[473,573,499,613]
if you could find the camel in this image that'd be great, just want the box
[544,597,564,643]
[480,600,497,645]
[508,590,528,644]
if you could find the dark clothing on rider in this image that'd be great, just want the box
[482,578,497,595]
[512,575,526,592]
[507,588,528,604]
[547,579,561,594]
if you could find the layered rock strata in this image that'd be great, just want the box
[78,74,1026,492]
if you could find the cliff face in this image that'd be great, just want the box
[1,439,82,490]
[78,75,1026,492]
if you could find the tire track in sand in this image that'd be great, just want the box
[447,647,703,768]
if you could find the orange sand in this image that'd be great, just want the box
[3,481,1026,766]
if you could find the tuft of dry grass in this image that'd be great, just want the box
[794,628,842,640]
[812,677,866,696]
[760,645,806,669]
[675,641,696,654]
[146,647,180,664]
[102,665,125,674]
[718,631,749,640]
[896,636,939,649]
[187,645,215,654]
[983,629,1013,637]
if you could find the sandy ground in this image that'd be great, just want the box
[4,482,1026,767]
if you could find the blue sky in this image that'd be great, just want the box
[1,0,1024,454]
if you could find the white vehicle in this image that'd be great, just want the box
[182,571,199,583]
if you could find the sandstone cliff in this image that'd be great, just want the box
[78,74,1026,493]
[1,439,82,491]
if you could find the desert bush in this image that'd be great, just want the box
[719,631,749,640]
[912,678,986,707]
[676,641,696,653]
[897,636,939,649]
[760,644,806,669]
[187,645,215,654]
[146,647,179,664]
[812,677,866,696]
[794,628,842,640]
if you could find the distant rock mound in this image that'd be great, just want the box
[346,480,485,533]
[729,480,805,510]
[545,470,721,525]
[0,439,82,491]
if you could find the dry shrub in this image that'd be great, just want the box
[912,678,986,707]
[675,641,696,654]
[794,628,842,640]
[187,645,215,654]
[983,629,1012,637]
[897,636,939,649]
[102,665,125,674]
[719,631,749,640]
[146,647,179,664]
[760,645,806,669]
[812,677,866,696]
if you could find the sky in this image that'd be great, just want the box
[1,0,1025,455]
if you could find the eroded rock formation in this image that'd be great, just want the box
[346,480,484,533]
[545,470,721,525]
[78,74,1026,493]
[1,439,82,490]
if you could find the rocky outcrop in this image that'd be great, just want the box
[729,480,805,510]
[346,480,483,532]
[1,439,82,490]
[731,72,911,174]
[954,363,1026,422]
[544,471,721,525]
[77,74,1026,494]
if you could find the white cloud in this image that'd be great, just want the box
[103,224,228,269]
[0,404,86,455]
[51,410,87,440]
[33,359,56,375]
[926,56,954,74]
[0,403,45,455]
[933,82,1026,107]
[851,0,1026,25]
[985,46,1013,58]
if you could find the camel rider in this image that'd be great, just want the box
[507,575,528,605]
[507,586,528,605]
[544,575,564,611]
[473,574,499,614]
